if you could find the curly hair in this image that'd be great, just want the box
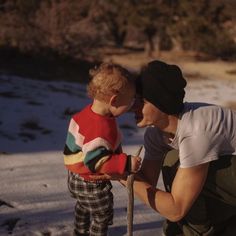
[87,62,134,102]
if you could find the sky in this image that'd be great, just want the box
[0,74,235,235]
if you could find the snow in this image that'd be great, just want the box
[0,74,235,235]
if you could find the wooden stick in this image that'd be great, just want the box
[127,145,143,236]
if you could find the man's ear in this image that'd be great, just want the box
[110,94,118,107]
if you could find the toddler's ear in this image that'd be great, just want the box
[110,94,118,107]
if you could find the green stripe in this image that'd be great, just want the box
[84,147,112,172]
[66,132,81,152]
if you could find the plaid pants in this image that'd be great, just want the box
[68,171,113,236]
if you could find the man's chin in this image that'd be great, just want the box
[136,119,155,128]
[136,120,146,128]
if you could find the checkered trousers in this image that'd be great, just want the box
[68,171,113,236]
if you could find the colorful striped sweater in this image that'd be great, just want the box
[63,104,129,180]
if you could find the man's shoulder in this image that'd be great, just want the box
[181,102,219,125]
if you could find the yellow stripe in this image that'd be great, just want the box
[95,155,110,171]
[64,152,85,165]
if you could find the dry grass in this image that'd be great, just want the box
[226,69,236,75]
[103,50,198,71]
[103,50,236,82]
[225,101,236,110]
[179,61,236,81]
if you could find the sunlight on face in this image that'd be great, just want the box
[136,100,166,128]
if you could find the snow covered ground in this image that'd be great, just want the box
[0,74,235,235]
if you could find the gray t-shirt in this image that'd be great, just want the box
[144,102,236,168]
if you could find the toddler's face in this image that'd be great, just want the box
[111,85,135,117]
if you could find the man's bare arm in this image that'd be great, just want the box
[132,162,209,221]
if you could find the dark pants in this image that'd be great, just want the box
[162,150,236,236]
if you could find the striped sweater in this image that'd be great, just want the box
[63,104,129,180]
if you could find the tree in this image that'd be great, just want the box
[171,0,236,59]
[91,0,133,48]
[0,0,42,51]
[128,0,175,57]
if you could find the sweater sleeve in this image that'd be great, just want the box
[84,146,112,172]
[96,152,129,174]
[83,141,128,174]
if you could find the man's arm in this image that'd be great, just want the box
[132,162,209,222]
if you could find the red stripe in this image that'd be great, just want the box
[66,163,90,174]
[98,153,127,174]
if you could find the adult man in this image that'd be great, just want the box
[91,60,236,235]
[131,60,236,235]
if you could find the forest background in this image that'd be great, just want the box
[1,1,236,235]
[0,0,236,83]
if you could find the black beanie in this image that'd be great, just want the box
[138,60,187,115]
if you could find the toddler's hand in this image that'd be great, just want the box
[130,156,142,173]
